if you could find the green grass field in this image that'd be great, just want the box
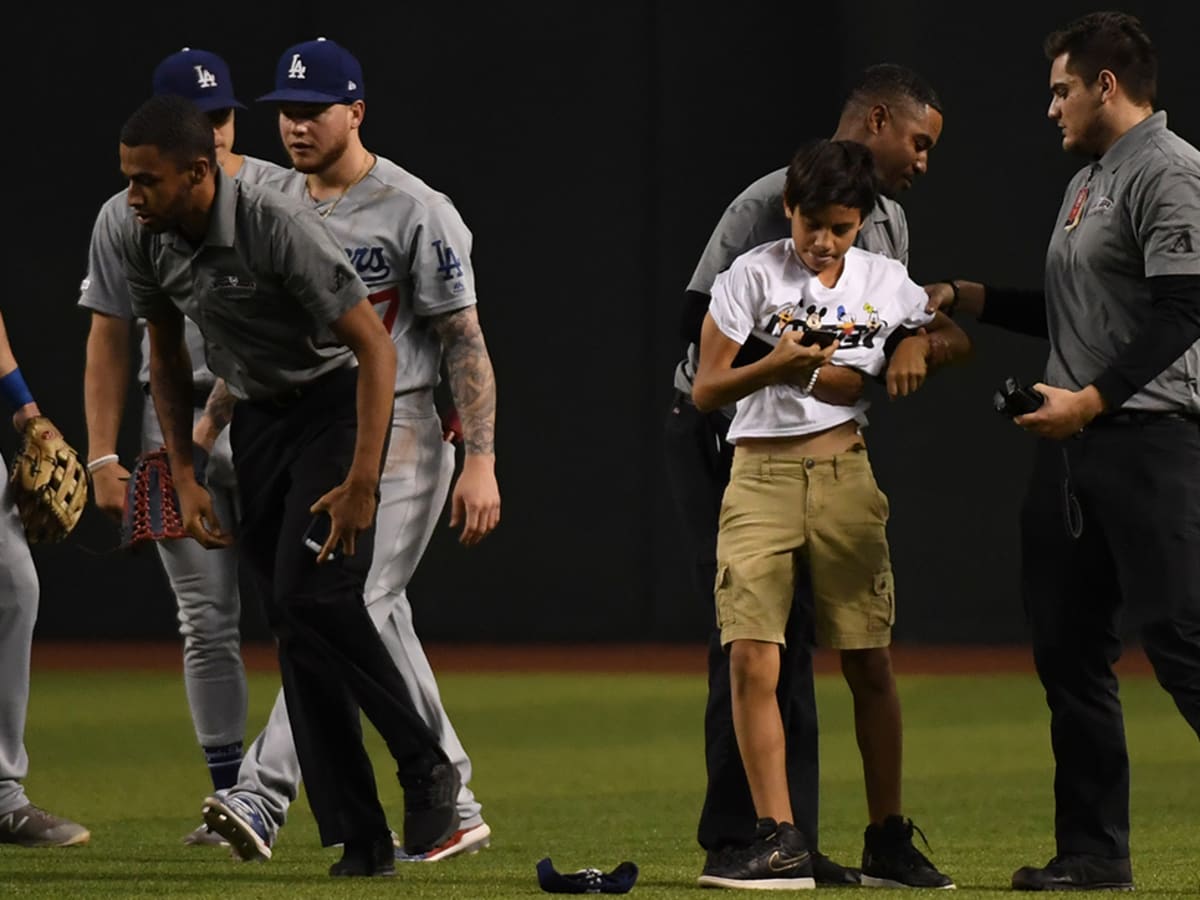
[1,665,1196,897]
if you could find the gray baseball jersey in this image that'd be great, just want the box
[78,155,285,389]
[1043,111,1200,414]
[675,165,910,399]
[121,170,368,400]
[268,155,477,395]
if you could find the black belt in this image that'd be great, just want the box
[1091,409,1199,427]
[249,366,356,410]
[142,382,216,409]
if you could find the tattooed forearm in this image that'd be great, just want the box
[432,307,497,455]
[202,379,237,434]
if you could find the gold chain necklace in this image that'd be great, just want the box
[314,153,375,220]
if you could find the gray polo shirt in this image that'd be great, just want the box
[1044,111,1200,413]
[79,155,284,390]
[675,165,910,397]
[122,170,368,401]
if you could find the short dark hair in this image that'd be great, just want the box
[119,94,216,169]
[1044,11,1157,104]
[843,63,943,118]
[784,139,879,219]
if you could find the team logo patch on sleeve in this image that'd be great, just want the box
[433,240,463,281]
[1167,229,1194,254]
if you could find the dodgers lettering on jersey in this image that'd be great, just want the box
[710,241,932,443]
[273,155,478,396]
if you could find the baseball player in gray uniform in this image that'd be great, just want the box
[924,13,1200,891]
[0,310,90,848]
[198,37,498,864]
[663,65,944,885]
[79,48,283,846]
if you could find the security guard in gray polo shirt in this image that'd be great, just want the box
[928,13,1200,892]
[116,94,459,877]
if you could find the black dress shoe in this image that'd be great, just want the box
[329,834,396,877]
[1012,854,1133,891]
[812,851,862,885]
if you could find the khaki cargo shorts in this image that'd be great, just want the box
[714,443,895,650]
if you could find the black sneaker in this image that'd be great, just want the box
[329,833,396,877]
[813,851,862,885]
[861,816,955,889]
[1012,854,1134,891]
[697,818,815,890]
[399,762,461,856]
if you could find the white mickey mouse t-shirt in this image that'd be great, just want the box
[709,240,933,443]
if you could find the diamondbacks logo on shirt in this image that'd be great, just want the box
[287,54,307,80]
[213,274,255,291]
[1167,229,1194,254]
[346,246,391,285]
[194,65,218,90]
[1064,185,1089,231]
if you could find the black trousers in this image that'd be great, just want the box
[1020,416,1200,859]
[230,366,448,847]
[663,391,820,852]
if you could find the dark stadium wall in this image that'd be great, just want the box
[9,1,1196,642]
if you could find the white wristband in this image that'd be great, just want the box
[86,454,120,473]
[798,365,821,397]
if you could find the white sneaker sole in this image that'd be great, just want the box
[202,796,272,862]
[397,822,492,862]
[697,874,816,889]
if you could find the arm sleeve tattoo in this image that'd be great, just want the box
[431,307,497,455]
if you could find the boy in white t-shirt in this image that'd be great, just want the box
[692,139,968,890]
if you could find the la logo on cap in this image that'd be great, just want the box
[287,54,307,80]
[194,66,218,89]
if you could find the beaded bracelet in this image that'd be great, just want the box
[798,365,821,397]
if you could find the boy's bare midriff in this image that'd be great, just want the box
[737,419,863,457]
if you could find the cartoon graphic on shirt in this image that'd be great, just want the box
[765,304,800,336]
[837,305,857,338]
[862,304,884,348]
[767,300,886,348]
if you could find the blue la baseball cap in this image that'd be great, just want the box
[152,48,246,112]
[257,37,364,104]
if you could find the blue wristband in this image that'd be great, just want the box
[0,368,34,412]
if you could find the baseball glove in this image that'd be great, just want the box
[9,416,89,544]
[120,446,209,550]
